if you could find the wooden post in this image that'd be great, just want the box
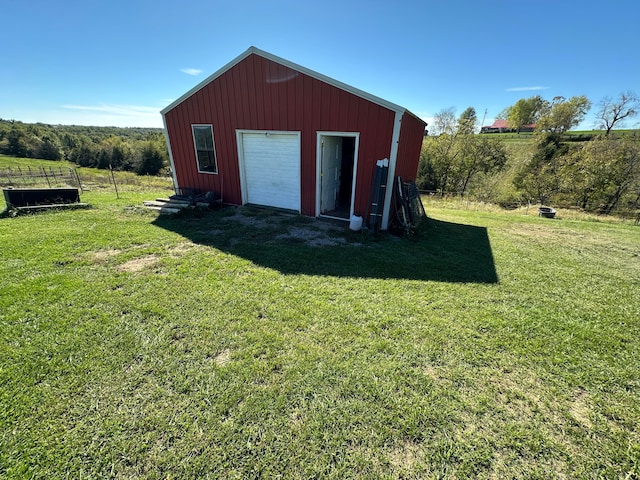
[74,169,83,193]
[109,165,119,199]
[42,167,51,188]
[16,166,25,186]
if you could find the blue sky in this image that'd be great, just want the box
[3,0,639,130]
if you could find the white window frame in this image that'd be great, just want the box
[192,124,218,174]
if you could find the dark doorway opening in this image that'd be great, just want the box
[319,134,356,220]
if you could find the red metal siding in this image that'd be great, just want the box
[164,53,399,216]
[395,112,427,181]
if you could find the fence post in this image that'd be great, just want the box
[41,167,51,188]
[74,169,83,193]
[17,166,27,186]
[109,164,119,199]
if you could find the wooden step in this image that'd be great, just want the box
[156,197,191,205]
[144,205,181,215]
[143,200,189,209]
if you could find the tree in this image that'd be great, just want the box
[562,136,640,213]
[457,107,477,134]
[6,124,29,157]
[135,142,165,175]
[420,133,458,194]
[423,108,460,193]
[38,135,62,160]
[70,143,97,167]
[456,135,508,195]
[535,95,591,133]
[506,95,548,132]
[514,133,570,204]
[431,107,457,136]
[595,91,640,135]
[418,107,508,195]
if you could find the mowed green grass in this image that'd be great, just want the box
[1,189,639,478]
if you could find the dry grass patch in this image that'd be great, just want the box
[387,440,421,470]
[91,248,122,263]
[213,349,232,367]
[570,390,593,429]
[117,254,160,272]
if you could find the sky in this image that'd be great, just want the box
[2,0,640,130]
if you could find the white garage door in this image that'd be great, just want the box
[239,131,300,211]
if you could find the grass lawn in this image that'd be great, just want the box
[1,188,639,478]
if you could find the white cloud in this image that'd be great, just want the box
[506,86,550,92]
[56,104,163,128]
[180,68,202,76]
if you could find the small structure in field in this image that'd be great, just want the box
[161,47,426,230]
[480,119,536,134]
[2,187,87,215]
[538,206,557,218]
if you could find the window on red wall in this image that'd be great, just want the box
[192,125,218,174]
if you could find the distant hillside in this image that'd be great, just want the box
[0,119,168,175]
[479,129,639,143]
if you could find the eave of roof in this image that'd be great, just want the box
[161,46,423,124]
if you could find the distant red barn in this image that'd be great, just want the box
[480,119,536,133]
[161,47,427,229]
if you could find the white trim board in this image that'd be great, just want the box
[315,131,360,219]
[381,111,403,230]
[162,115,179,194]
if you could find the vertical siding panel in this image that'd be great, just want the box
[348,96,359,133]
[272,64,281,128]
[262,58,272,129]
[211,73,224,195]
[284,65,292,130]
[177,106,189,191]
[265,62,274,128]
[295,71,304,130]
[235,64,245,125]
[277,64,287,129]
[395,113,426,181]
[224,67,237,204]
[320,83,331,131]
[355,100,370,217]
[284,66,293,131]
[329,88,341,131]
[193,93,204,192]
[172,111,181,187]
[302,73,315,216]
[253,56,266,130]
[224,71,240,204]
[337,90,349,131]
[203,86,217,193]
[178,106,193,192]
[244,56,258,129]
[191,98,204,192]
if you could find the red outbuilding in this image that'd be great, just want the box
[161,47,426,230]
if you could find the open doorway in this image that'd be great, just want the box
[316,132,358,220]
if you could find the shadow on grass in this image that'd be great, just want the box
[153,208,498,283]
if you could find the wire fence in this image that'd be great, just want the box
[0,166,82,191]
[419,190,640,223]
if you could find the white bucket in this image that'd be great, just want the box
[349,214,363,231]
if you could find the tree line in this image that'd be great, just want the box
[418,92,640,216]
[0,120,169,175]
